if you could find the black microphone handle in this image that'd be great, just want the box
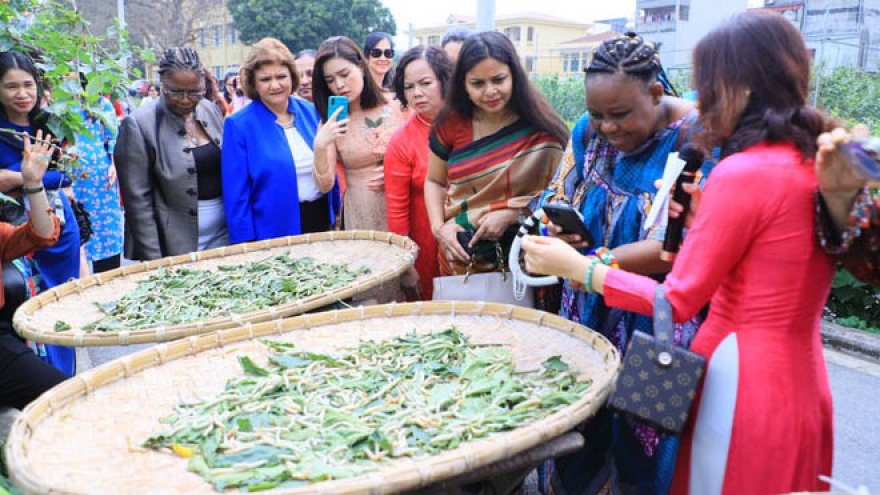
[661,171,698,261]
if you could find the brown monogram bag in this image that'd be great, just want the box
[608,286,706,434]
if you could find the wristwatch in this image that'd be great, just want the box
[23,184,45,194]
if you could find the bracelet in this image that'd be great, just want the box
[583,257,602,293]
[23,184,44,194]
[593,247,620,269]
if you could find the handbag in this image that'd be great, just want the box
[70,198,93,246]
[432,240,534,307]
[608,286,706,434]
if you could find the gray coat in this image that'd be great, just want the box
[115,97,224,261]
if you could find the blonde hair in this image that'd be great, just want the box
[240,38,299,101]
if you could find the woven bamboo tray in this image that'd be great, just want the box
[6,302,620,495]
[12,231,417,347]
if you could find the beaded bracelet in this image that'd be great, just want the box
[593,247,620,269]
[584,257,602,293]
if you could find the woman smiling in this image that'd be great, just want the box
[222,38,339,242]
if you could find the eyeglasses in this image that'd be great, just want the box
[369,48,394,59]
[164,88,206,100]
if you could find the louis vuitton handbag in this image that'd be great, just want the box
[608,286,706,434]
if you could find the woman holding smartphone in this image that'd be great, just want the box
[222,38,339,241]
[312,35,403,232]
[425,31,567,277]
[523,12,837,494]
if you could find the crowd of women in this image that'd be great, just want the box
[0,10,878,495]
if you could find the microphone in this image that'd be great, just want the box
[661,144,705,262]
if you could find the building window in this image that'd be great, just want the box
[504,26,521,42]
[527,26,534,42]
[525,56,535,73]
[563,53,584,73]
[213,66,223,80]
[213,25,221,47]
[427,35,439,45]
[679,6,689,21]
[198,28,205,47]
[228,24,236,44]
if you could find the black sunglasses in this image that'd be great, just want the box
[369,48,394,59]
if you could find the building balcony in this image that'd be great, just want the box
[636,20,677,33]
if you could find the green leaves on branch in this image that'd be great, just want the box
[0,0,148,146]
[144,328,591,491]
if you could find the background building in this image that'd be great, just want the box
[635,0,750,69]
[410,12,592,75]
[799,0,880,72]
[191,4,248,82]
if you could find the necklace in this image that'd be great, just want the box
[183,116,199,147]
[276,110,295,130]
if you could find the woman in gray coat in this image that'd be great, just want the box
[115,48,227,261]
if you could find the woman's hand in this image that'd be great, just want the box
[521,235,584,281]
[471,209,519,245]
[21,130,54,185]
[816,125,870,197]
[400,267,421,300]
[655,179,702,230]
[107,163,118,188]
[314,107,349,150]
[434,222,470,263]
[543,220,590,249]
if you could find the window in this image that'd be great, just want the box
[504,26,521,42]
[427,35,439,45]
[198,28,205,47]
[213,25,221,47]
[228,24,236,44]
[213,66,223,80]
[525,56,535,73]
[679,6,689,21]
[527,26,534,42]
[562,53,583,73]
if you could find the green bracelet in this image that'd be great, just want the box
[583,257,601,293]
[23,184,44,194]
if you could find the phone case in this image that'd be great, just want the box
[328,96,349,121]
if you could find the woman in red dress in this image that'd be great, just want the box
[383,46,453,300]
[523,12,835,495]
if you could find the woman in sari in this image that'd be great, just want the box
[425,31,567,277]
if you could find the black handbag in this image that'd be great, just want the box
[608,286,706,434]
[70,198,93,246]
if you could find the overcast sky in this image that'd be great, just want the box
[382,0,766,47]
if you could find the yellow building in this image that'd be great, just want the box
[410,12,592,76]
[189,3,249,81]
[547,31,621,76]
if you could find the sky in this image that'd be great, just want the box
[381,0,638,47]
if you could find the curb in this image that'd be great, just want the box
[821,319,880,364]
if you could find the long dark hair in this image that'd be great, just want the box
[312,36,387,121]
[0,51,45,126]
[435,31,568,146]
[392,45,453,110]
[364,32,395,89]
[693,11,831,158]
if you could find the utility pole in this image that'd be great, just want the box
[476,0,496,32]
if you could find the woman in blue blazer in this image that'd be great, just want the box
[222,38,339,243]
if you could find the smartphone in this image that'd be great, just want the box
[843,137,880,181]
[328,95,349,122]
[542,203,594,247]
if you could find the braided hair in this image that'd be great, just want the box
[586,33,678,96]
[157,47,203,77]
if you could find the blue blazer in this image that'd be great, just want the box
[221,97,340,243]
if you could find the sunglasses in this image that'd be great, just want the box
[369,48,394,59]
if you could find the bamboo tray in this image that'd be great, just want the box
[6,302,620,495]
[13,231,417,347]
